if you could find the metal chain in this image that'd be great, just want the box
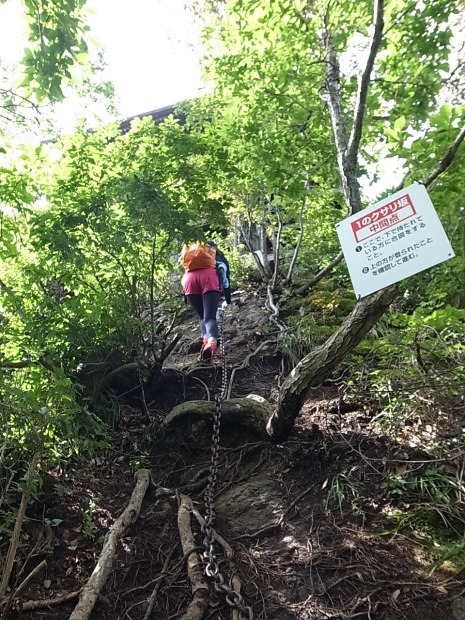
[201,308,254,620]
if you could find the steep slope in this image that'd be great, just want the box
[10,289,464,620]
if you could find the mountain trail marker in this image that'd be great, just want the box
[336,183,455,298]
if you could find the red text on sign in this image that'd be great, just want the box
[351,194,416,243]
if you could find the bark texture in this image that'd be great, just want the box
[267,285,398,442]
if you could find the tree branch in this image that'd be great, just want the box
[393,122,465,193]
[346,0,385,166]
[424,123,465,188]
[0,360,34,369]
[324,32,362,214]
[297,120,465,292]
[285,196,307,284]
[324,33,349,161]
[324,1,384,216]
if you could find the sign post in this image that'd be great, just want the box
[336,183,455,298]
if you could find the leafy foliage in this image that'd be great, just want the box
[187,0,463,290]
[20,0,90,102]
[1,0,465,576]
[345,304,465,454]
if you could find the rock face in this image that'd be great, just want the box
[215,473,283,537]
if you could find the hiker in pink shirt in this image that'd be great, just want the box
[180,241,231,361]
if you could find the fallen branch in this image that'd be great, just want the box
[177,494,209,620]
[295,250,344,295]
[159,331,181,363]
[20,590,81,611]
[142,547,178,620]
[0,559,47,617]
[0,452,40,598]
[68,469,151,620]
[10,559,47,602]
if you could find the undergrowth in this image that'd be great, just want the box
[327,301,465,574]
[345,304,465,454]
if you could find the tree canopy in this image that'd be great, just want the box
[1,1,465,614]
[0,0,463,455]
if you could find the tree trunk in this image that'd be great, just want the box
[270,204,283,293]
[162,289,396,444]
[267,285,398,442]
[259,224,272,278]
[285,196,306,284]
[237,217,269,281]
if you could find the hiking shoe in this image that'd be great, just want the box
[202,338,217,361]
[197,338,208,362]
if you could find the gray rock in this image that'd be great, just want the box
[215,473,282,536]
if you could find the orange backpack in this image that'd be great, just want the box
[180,243,216,271]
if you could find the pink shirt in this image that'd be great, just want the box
[181,268,221,296]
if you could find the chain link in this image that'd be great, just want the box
[201,308,254,620]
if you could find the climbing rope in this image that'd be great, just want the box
[201,308,254,620]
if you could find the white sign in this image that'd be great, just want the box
[336,183,455,298]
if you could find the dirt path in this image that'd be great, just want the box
[11,290,464,620]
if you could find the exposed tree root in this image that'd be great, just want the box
[179,493,233,561]
[162,396,273,440]
[68,468,151,620]
[180,495,246,620]
[141,546,178,620]
[177,494,210,620]
[227,340,276,400]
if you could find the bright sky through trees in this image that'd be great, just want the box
[0,0,204,119]
[86,0,204,116]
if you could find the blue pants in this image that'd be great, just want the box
[186,291,221,340]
